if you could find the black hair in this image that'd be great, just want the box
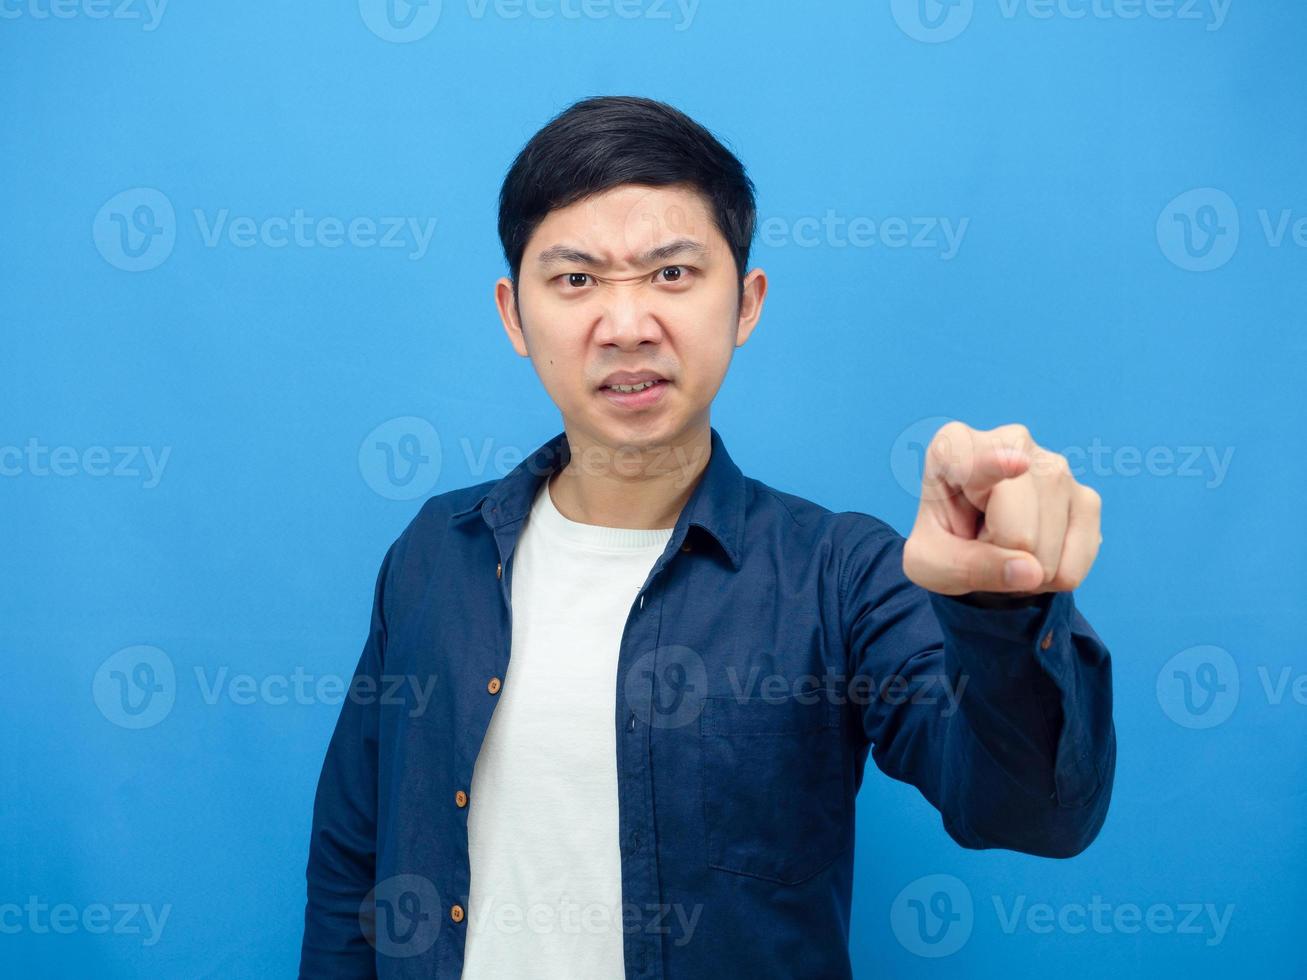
[497,95,756,304]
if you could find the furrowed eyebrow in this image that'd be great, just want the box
[637,237,707,266]
[534,237,708,272]
[535,245,599,270]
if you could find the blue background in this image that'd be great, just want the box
[3,0,1303,976]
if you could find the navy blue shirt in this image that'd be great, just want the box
[299,426,1116,979]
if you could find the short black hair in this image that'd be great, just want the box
[497,95,756,301]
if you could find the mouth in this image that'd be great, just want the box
[598,377,670,409]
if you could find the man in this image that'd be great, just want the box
[299,95,1115,979]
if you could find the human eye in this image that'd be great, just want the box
[655,265,693,284]
[559,272,594,289]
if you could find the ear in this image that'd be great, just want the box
[734,267,768,348]
[494,276,530,357]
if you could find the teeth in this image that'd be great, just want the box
[610,380,657,393]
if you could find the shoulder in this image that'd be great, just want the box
[375,478,500,584]
[743,476,904,582]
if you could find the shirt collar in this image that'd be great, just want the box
[451,426,745,570]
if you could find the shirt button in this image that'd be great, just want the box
[680,541,691,552]
[455,790,468,807]
[487,677,502,695]
[1040,630,1054,651]
[450,904,465,923]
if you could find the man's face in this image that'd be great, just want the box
[495,183,766,452]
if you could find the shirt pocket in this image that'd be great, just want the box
[699,692,851,885]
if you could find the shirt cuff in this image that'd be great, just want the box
[929,590,1069,681]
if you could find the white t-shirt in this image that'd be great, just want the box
[461,476,674,979]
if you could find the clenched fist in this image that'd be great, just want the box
[902,422,1103,597]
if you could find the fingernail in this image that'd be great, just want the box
[1003,558,1039,588]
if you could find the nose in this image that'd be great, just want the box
[593,284,665,350]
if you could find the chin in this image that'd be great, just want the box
[589,413,682,450]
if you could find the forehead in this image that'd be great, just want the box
[525,183,727,265]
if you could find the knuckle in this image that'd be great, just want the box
[1034,450,1070,480]
[926,434,953,465]
[933,420,969,452]
[1009,533,1037,554]
[927,426,969,474]
[998,422,1032,444]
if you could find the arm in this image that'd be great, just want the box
[842,522,1115,858]
[298,543,395,977]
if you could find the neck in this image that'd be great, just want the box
[548,423,712,530]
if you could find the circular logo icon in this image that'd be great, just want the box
[890,873,973,957]
[358,416,442,501]
[93,188,176,273]
[890,416,958,501]
[1156,188,1240,272]
[92,644,176,729]
[363,874,442,958]
[1156,644,1239,729]
[623,644,707,731]
[359,0,442,42]
[891,0,974,43]
[618,184,737,276]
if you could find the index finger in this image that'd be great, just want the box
[923,423,1030,506]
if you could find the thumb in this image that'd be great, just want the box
[905,524,1045,595]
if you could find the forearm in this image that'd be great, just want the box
[926,589,1117,857]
